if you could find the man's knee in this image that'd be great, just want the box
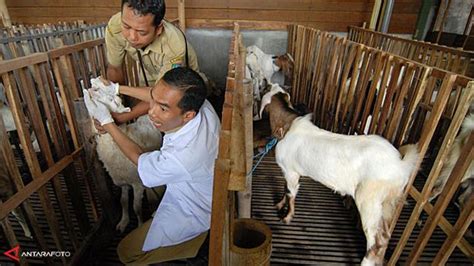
[117,232,143,263]
[117,237,129,263]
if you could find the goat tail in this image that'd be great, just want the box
[399,144,420,184]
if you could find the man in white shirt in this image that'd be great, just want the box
[83,67,220,264]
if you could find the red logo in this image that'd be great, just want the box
[3,245,20,262]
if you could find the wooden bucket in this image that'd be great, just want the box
[230,218,272,265]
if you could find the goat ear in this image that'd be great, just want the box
[273,127,284,139]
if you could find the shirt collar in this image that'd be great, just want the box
[163,109,202,149]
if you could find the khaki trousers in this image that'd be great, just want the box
[117,199,207,265]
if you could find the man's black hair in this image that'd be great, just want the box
[162,67,207,114]
[121,0,166,27]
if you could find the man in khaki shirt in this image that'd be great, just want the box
[105,0,199,124]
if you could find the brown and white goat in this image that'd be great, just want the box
[246,45,294,120]
[259,85,419,266]
[430,113,473,209]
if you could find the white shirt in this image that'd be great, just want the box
[137,100,220,251]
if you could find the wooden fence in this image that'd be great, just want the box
[348,26,474,78]
[288,24,473,264]
[0,38,110,265]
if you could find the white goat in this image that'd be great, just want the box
[84,85,162,232]
[260,85,419,266]
[430,113,474,208]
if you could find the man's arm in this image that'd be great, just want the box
[103,122,143,165]
[111,101,149,124]
[106,64,126,84]
[118,85,153,102]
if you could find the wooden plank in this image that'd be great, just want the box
[348,46,374,134]
[51,58,80,148]
[48,38,104,59]
[394,67,431,146]
[376,59,402,136]
[359,52,386,134]
[334,43,358,131]
[209,157,232,266]
[385,63,415,141]
[368,55,393,134]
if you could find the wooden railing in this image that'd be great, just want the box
[209,23,254,265]
[288,24,473,264]
[348,26,474,78]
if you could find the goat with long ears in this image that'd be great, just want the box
[260,85,420,266]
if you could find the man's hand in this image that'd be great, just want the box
[93,119,107,134]
[90,76,120,96]
[83,89,114,126]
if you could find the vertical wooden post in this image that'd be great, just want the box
[178,0,186,32]
[0,0,11,27]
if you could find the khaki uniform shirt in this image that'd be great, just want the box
[105,12,199,85]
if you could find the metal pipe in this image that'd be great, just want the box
[380,0,395,33]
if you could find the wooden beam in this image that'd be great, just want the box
[0,52,48,74]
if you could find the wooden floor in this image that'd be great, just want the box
[251,155,473,265]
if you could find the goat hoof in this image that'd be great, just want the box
[275,203,284,210]
[282,216,292,224]
[116,221,128,233]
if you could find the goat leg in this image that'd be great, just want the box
[132,184,145,226]
[12,208,32,239]
[275,193,287,211]
[282,195,296,224]
[116,186,130,233]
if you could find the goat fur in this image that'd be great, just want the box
[430,114,474,208]
[260,85,419,266]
